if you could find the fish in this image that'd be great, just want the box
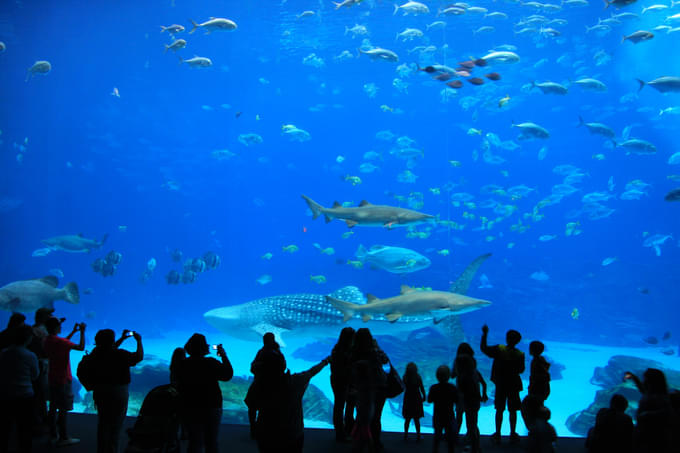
[26,60,51,82]
[328,254,493,323]
[302,195,434,229]
[166,270,180,284]
[41,233,108,253]
[601,257,617,266]
[662,331,672,341]
[189,18,237,34]
[513,122,550,140]
[447,80,463,89]
[358,47,399,62]
[355,244,430,273]
[642,336,659,345]
[531,271,550,281]
[310,275,327,284]
[637,76,680,93]
[205,254,491,346]
[573,78,608,92]
[468,77,485,85]
[179,56,212,67]
[642,233,672,256]
[282,245,299,253]
[532,81,568,95]
[617,138,656,154]
[480,51,520,64]
[577,116,616,139]
[571,308,579,320]
[622,30,654,44]
[32,247,53,257]
[0,276,79,312]
[393,1,430,15]
[161,24,185,33]
[256,274,272,285]
[665,188,680,201]
[164,39,187,53]
[147,258,157,271]
[498,95,511,108]
[485,72,501,81]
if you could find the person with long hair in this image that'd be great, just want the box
[330,327,355,442]
[401,362,426,442]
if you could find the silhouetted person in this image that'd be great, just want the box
[624,368,674,453]
[402,362,426,442]
[526,406,556,453]
[28,307,53,429]
[330,326,355,442]
[0,312,26,350]
[175,333,233,453]
[0,325,38,453]
[90,329,143,453]
[43,316,85,446]
[255,358,329,453]
[585,393,633,453]
[350,328,389,452]
[480,324,525,445]
[245,332,286,439]
[528,341,550,403]
[669,390,680,451]
[451,342,487,444]
[427,365,458,453]
[350,359,377,453]
[169,347,186,387]
[454,352,487,453]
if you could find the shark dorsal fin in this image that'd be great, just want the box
[366,294,379,303]
[359,200,371,207]
[38,276,59,287]
[332,201,342,208]
[400,285,415,295]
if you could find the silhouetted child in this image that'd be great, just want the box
[480,324,525,445]
[402,362,426,442]
[427,365,458,453]
[624,368,674,453]
[454,353,487,453]
[528,341,550,403]
[526,407,556,453]
[451,342,487,446]
[43,317,85,447]
[585,393,633,453]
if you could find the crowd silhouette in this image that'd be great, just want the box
[1,309,679,453]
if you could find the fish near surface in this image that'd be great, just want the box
[0,276,79,312]
[637,76,680,93]
[302,195,434,228]
[41,233,108,253]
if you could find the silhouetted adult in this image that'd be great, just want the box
[349,328,389,452]
[402,362,426,442]
[585,393,633,453]
[43,316,85,446]
[330,326,355,442]
[245,333,286,439]
[427,365,458,453]
[454,352,487,453]
[451,343,487,441]
[0,325,38,453]
[255,358,329,453]
[0,312,26,350]
[175,333,233,453]
[28,307,53,428]
[624,368,674,453]
[90,329,143,453]
[169,347,186,388]
[480,324,525,445]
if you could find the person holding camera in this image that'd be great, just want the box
[89,328,144,453]
[175,333,233,453]
[43,316,86,447]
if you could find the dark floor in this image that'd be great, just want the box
[16,413,587,452]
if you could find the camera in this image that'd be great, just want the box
[126,331,135,337]
[211,344,218,350]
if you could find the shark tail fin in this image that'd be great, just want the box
[326,295,357,322]
[355,244,367,261]
[62,282,80,304]
[301,194,324,220]
[636,78,646,92]
[99,233,109,247]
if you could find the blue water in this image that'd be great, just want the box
[1,0,679,435]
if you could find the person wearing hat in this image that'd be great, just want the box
[175,333,233,453]
[480,324,525,445]
[89,329,143,453]
[43,316,85,447]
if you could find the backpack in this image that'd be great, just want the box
[77,351,97,391]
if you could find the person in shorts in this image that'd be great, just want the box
[480,324,525,445]
[43,316,85,447]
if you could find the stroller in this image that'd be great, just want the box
[124,384,181,453]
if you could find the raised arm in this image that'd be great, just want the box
[215,344,234,381]
[480,324,491,356]
[73,323,86,351]
[132,332,144,363]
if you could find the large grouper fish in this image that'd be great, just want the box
[0,276,80,312]
[301,194,434,228]
[204,253,491,346]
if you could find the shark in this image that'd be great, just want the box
[203,253,491,346]
[301,194,435,228]
[41,233,108,253]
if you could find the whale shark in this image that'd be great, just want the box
[41,233,108,253]
[204,253,491,346]
[302,194,435,228]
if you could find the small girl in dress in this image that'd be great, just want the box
[402,362,426,441]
